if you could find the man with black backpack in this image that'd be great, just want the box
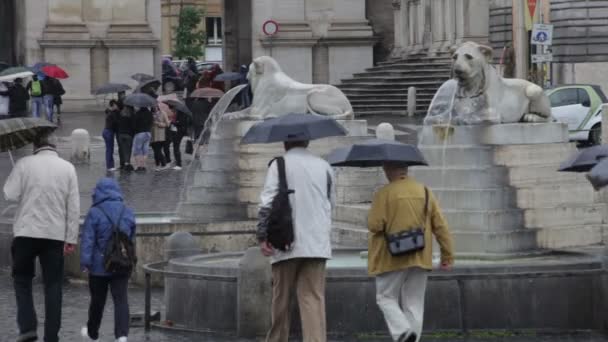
[80,177,136,342]
[257,140,335,342]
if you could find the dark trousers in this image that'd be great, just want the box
[151,141,166,166]
[102,128,115,169]
[11,237,64,342]
[87,275,130,340]
[163,128,172,164]
[170,131,185,167]
[117,134,133,167]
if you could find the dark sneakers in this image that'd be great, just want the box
[16,331,38,342]
[398,331,417,342]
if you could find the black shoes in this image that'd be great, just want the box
[399,331,417,342]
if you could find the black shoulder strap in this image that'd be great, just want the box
[423,187,429,226]
[96,205,126,232]
[269,157,289,193]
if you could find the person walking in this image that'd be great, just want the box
[103,100,120,172]
[166,105,190,170]
[3,131,80,342]
[117,105,135,172]
[150,106,170,171]
[131,107,153,172]
[367,162,454,342]
[80,178,136,342]
[7,78,30,118]
[0,81,10,119]
[50,78,65,123]
[42,76,57,122]
[257,140,335,342]
[26,75,45,118]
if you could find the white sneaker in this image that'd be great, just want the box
[80,327,97,341]
[116,337,127,342]
[172,166,182,171]
[108,168,117,172]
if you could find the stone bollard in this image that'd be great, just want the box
[376,122,396,141]
[70,128,90,164]
[237,247,272,337]
[164,232,200,260]
[407,86,417,117]
[602,104,608,145]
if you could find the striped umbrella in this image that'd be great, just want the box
[0,118,57,153]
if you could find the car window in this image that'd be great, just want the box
[578,89,591,105]
[549,88,579,107]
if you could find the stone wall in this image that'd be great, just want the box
[0,0,16,64]
[366,0,394,64]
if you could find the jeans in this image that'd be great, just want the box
[151,141,166,166]
[11,237,64,342]
[86,275,130,340]
[117,134,133,167]
[44,95,54,122]
[31,97,44,118]
[171,131,185,167]
[132,132,151,157]
[102,129,115,169]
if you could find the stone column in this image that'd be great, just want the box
[391,0,403,57]
[430,0,446,55]
[408,0,418,51]
[457,0,490,45]
[444,0,457,50]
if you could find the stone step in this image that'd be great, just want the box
[339,81,444,89]
[419,145,494,167]
[187,185,241,204]
[368,62,451,71]
[352,104,431,112]
[515,184,597,209]
[432,188,515,210]
[524,204,605,229]
[352,69,452,77]
[193,171,239,188]
[350,99,432,106]
[536,225,605,249]
[345,92,437,100]
[178,202,249,221]
[342,75,449,83]
[493,143,578,167]
[508,164,589,187]
[452,229,538,254]
[411,166,509,188]
[341,86,439,93]
[355,110,427,117]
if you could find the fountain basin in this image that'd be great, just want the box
[159,247,608,337]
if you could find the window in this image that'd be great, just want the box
[578,89,591,106]
[549,89,579,107]
[206,17,222,45]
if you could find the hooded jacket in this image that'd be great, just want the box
[80,178,136,276]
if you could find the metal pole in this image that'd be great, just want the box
[144,272,151,332]
[513,0,528,79]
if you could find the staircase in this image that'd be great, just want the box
[338,54,452,117]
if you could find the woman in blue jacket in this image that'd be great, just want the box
[80,178,136,342]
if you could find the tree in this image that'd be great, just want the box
[173,6,206,59]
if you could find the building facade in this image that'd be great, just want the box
[1,0,161,105]
[161,0,224,64]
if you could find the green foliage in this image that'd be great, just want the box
[173,6,206,59]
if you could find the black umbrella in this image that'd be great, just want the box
[123,93,157,108]
[214,72,243,82]
[135,78,161,93]
[241,113,347,144]
[93,83,131,95]
[558,145,608,172]
[164,100,192,116]
[131,73,155,82]
[328,139,428,167]
[0,118,57,153]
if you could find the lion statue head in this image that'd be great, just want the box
[247,56,283,94]
[451,42,494,94]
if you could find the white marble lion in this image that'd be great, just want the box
[240,56,353,119]
[427,41,552,125]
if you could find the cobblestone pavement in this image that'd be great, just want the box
[1,272,607,342]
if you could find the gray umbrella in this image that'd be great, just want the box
[164,100,192,116]
[131,73,155,82]
[135,78,161,93]
[327,139,428,167]
[586,158,608,190]
[123,93,157,108]
[93,83,131,95]
[214,72,243,82]
[558,145,608,172]
[241,113,347,144]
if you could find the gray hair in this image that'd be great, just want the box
[34,131,58,149]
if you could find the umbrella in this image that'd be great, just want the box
[41,65,69,79]
[31,62,55,72]
[558,145,608,172]
[135,78,161,93]
[0,118,57,152]
[0,71,34,82]
[214,72,243,82]
[123,93,157,108]
[586,159,608,190]
[241,113,347,144]
[327,139,428,167]
[163,99,193,116]
[190,87,224,99]
[131,73,155,82]
[0,66,32,77]
[93,83,131,95]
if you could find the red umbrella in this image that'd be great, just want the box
[41,65,69,79]
[190,87,224,99]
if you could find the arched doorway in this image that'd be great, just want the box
[0,0,17,65]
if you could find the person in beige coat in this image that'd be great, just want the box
[150,108,170,171]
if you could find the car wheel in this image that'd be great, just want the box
[164,81,176,94]
[589,124,602,146]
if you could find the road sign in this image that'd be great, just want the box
[262,20,279,36]
[532,24,553,45]
[532,53,553,63]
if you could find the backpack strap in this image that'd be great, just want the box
[96,205,126,232]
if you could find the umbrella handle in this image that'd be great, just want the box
[8,151,14,167]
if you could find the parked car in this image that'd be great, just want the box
[162,61,183,93]
[546,84,608,145]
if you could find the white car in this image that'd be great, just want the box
[546,84,608,145]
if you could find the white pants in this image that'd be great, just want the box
[375,267,428,342]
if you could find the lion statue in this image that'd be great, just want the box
[425,41,552,125]
[228,56,353,120]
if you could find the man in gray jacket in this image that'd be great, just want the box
[258,140,335,342]
[4,132,80,342]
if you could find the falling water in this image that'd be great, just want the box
[177,85,248,214]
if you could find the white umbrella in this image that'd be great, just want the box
[0,71,34,82]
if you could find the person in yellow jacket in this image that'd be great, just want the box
[368,162,454,342]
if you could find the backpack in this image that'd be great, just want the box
[31,81,42,97]
[266,157,295,251]
[97,205,137,274]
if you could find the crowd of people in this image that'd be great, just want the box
[0,75,64,122]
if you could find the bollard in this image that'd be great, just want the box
[70,128,90,164]
[407,86,417,117]
[376,122,396,141]
[602,104,608,145]
[237,247,272,337]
